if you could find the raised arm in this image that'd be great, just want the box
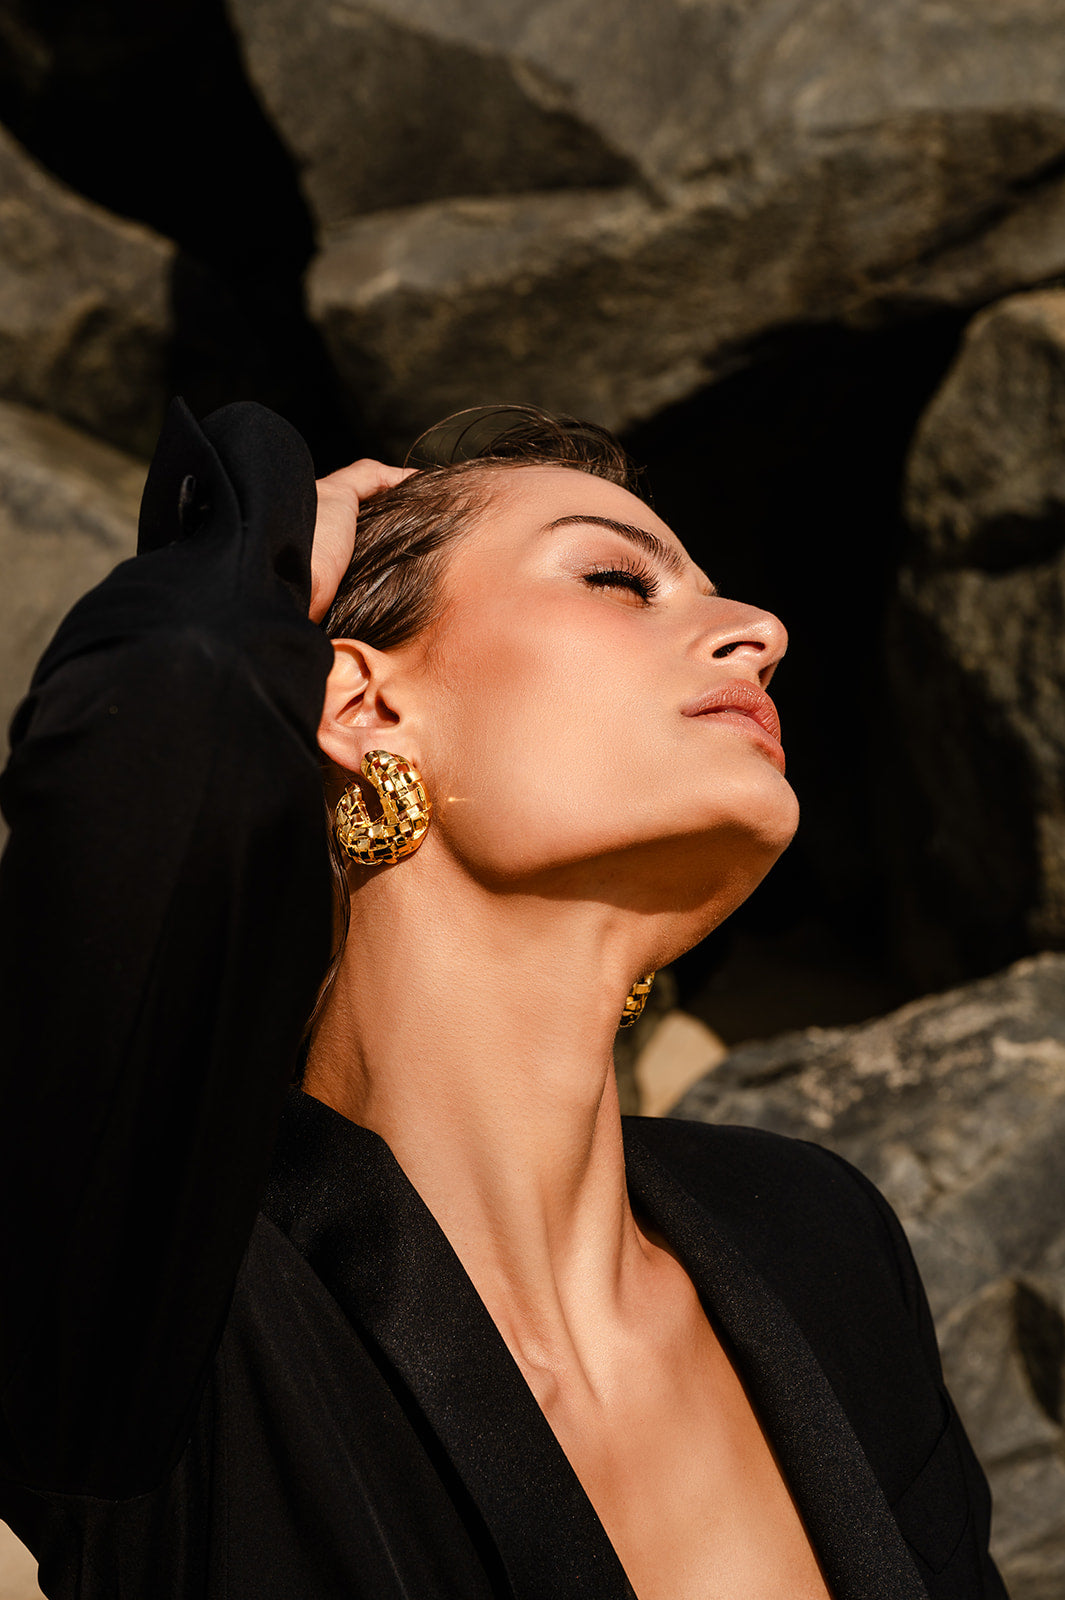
[0,399,395,1497]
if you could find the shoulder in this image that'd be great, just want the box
[624,1115,920,1328]
[625,1122,1008,1589]
[625,1113,889,1228]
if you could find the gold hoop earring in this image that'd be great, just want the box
[618,973,655,1030]
[334,751,432,866]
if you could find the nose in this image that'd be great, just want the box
[697,599,788,688]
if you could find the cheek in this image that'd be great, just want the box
[427,602,651,857]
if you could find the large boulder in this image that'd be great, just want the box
[889,289,1065,985]
[0,124,173,455]
[227,0,1065,442]
[673,952,1065,1598]
[0,400,143,763]
[904,290,1065,570]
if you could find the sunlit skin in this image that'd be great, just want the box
[308,462,829,1600]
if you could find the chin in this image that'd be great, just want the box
[747,775,801,856]
[674,775,799,907]
[702,760,800,856]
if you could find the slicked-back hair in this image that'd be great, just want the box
[322,404,642,652]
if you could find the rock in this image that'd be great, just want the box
[673,952,1065,1596]
[228,0,1065,441]
[0,400,143,766]
[634,1010,727,1119]
[307,189,676,446]
[904,291,1065,570]
[888,290,1065,984]
[676,952,1065,1317]
[0,123,173,455]
[227,0,636,226]
[938,1279,1065,1600]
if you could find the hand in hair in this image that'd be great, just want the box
[311,460,415,623]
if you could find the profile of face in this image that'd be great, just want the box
[320,463,798,954]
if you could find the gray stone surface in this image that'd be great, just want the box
[674,952,1065,1596]
[0,399,143,763]
[0,123,173,455]
[229,0,1065,441]
[904,291,1065,570]
[228,0,637,224]
[938,1278,1065,1600]
[888,290,1065,983]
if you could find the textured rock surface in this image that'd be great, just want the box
[904,290,1065,570]
[0,123,173,455]
[938,1278,1065,1600]
[228,0,637,224]
[888,290,1065,983]
[0,400,143,762]
[674,952,1065,1596]
[228,0,1065,441]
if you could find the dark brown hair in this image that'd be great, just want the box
[300,405,643,1067]
[321,404,642,652]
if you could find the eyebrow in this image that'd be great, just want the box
[542,514,716,593]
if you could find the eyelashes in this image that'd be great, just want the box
[581,559,660,603]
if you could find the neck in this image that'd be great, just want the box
[304,851,660,1369]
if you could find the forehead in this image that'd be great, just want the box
[470,464,686,556]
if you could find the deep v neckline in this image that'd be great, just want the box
[262,1089,928,1600]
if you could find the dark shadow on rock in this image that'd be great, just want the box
[1015,1280,1065,1428]
[0,0,363,468]
[882,577,1044,987]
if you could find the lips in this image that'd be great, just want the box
[682,680,783,753]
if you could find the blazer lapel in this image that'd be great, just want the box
[621,1122,930,1600]
[264,1090,929,1600]
[263,1088,636,1600]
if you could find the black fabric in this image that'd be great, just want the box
[0,399,1007,1599]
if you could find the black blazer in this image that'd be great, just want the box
[0,400,1006,1600]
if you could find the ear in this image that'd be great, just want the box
[317,639,415,777]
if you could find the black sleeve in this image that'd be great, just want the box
[0,398,335,1498]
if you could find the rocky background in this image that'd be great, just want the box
[1,1,1064,1595]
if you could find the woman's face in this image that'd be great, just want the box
[411,465,798,924]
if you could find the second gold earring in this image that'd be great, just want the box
[619,973,655,1029]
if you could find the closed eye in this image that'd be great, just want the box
[582,561,659,603]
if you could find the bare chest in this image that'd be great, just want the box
[536,1326,833,1600]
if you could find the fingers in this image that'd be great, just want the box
[316,460,416,508]
[310,460,416,624]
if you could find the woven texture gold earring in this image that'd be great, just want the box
[334,751,432,866]
[618,973,655,1029]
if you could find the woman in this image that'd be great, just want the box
[0,398,1004,1600]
